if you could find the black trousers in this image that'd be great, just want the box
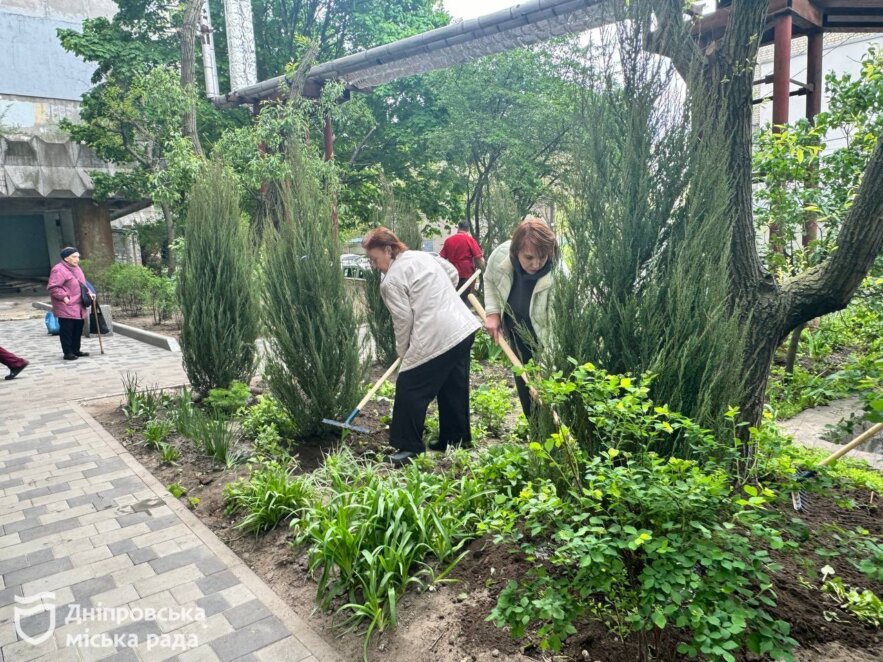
[58,317,84,357]
[507,328,535,419]
[390,334,475,453]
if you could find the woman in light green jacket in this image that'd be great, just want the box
[484,219,559,416]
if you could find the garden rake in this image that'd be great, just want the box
[791,420,883,512]
[466,293,582,484]
[322,268,482,434]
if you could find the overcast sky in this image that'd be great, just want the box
[442,0,516,20]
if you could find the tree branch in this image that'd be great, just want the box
[179,0,204,157]
[644,0,702,80]
[348,123,378,165]
[781,136,883,330]
[287,41,319,101]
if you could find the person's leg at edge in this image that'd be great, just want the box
[437,334,475,449]
[0,346,28,379]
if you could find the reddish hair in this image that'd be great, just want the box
[362,226,408,258]
[510,219,558,262]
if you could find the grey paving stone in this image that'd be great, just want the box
[149,546,211,574]
[16,608,54,638]
[82,457,127,478]
[3,556,73,588]
[98,649,139,662]
[196,557,227,576]
[56,455,99,469]
[0,547,54,575]
[0,477,24,491]
[16,485,50,500]
[128,547,159,565]
[146,514,179,532]
[72,575,117,603]
[0,585,23,607]
[115,511,152,529]
[209,617,290,662]
[108,539,137,555]
[107,616,163,643]
[222,600,271,630]
[17,515,81,542]
[196,571,239,596]
[196,593,230,618]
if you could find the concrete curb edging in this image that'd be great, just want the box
[70,399,343,662]
[32,301,181,352]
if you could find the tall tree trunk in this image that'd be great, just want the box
[161,202,176,276]
[180,0,204,157]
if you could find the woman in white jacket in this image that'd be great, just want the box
[484,219,559,417]
[363,227,480,465]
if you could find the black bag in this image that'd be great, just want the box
[80,282,93,308]
[90,304,110,335]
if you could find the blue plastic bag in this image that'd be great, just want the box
[45,311,60,335]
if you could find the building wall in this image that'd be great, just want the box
[0,0,116,135]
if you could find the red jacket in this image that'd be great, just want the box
[440,231,483,279]
[48,261,88,320]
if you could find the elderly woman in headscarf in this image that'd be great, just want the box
[47,247,93,361]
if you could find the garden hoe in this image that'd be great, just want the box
[322,269,482,434]
[791,420,883,512]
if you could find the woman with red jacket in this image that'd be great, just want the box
[47,247,93,361]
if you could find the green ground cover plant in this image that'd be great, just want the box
[224,461,313,534]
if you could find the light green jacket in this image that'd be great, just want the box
[484,240,555,347]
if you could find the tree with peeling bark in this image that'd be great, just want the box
[551,1,883,449]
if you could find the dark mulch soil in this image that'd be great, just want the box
[85,363,882,662]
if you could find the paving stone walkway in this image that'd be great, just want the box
[1,319,340,662]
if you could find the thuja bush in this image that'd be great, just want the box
[262,139,366,437]
[178,161,258,393]
[364,267,396,365]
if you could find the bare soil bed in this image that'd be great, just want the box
[85,367,882,662]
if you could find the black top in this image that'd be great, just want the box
[503,255,552,359]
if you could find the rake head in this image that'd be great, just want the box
[321,418,371,435]
[790,468,818,512]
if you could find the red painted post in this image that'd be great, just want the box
[804,30,824,246]
[324,111,339,235]
[772,14,792,131]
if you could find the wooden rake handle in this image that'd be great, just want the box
[819,421,883,467]
[466,292,540,402]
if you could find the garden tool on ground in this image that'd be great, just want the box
[322,269,482,434]
[791,420,883,512]
[92,298,105,355]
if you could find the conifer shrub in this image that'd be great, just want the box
[177,161,258,393]
[262,139,366,437]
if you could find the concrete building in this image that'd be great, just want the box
[0,0,144,279]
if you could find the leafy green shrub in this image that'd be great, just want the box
[766,366,852,420]
[178,161,258,393]
[189,411,248,468]
[532,362,726,462]
[291,450,489,656]
[239,394,296,439]
[204,381,251,416]
[224,461,313,534]
[262,142,366,437]
[470,382,512,436]
[121,373,163,422]
[481,444,797,660]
